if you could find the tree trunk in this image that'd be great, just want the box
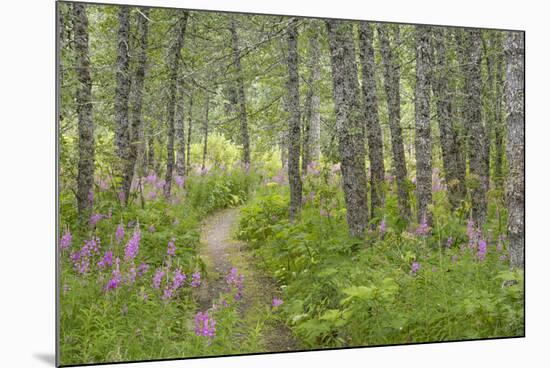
[164,12,189,198]
[230,17,251,166]
[414,25,433,224]
[186,93,193,173]
[114,7,131,203]
[359,22,385,220]
[202,94,210,171]
[175,77,186,176]
[504,32,524,268]
[286,18,303,221]
[303,23,322,170]
[464,29,488,227]
[72,3,95,216]
[326,19,368,237]
[378,24,410,219]
[432,27,466,209]
[492,34,506,190]
[146,126,155,174]
[124,8,149,202]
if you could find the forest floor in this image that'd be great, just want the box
[197,207,299,353]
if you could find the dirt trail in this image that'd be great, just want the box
[197,207,299,352]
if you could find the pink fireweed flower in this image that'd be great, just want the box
[60,231,72,251]
[89,213,103,227]
[115,223,125,244]
[477,239,487,262]
[272,169,286,184]
[167,238,176,257]
[97,250,113,269]
[320,208,329,217]
[145,171,157,185]
[104,257,122,292]
[124,229,141,261]
[97,177,109,191]
[148,191,157,200]
[379,219,386,235]
[152,268,165,289]
[127,265,137,285]
[226,267,245,301]
[137,263,149,277]
[415,217,430,236]
[88,190,94,206]
[446,237,453,249]
[70,250,90,274]
[306,161,320,176]
[118,191,126,202]
[411,262,421,274]
[172,269,186,289]
[148,225,156,232]
[174,175,185,188]
[70,236,101,273]
[155,179,166,190]
[194,311,216,338]
[191,271,201,287]
[162,269,186,300]
[272,298,283,307]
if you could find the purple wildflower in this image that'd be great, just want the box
[137,263,150,277]
[172,269,187,289]
[155,179,166,190]
[104,258,122,292]
[226,267,245,301]
[194,311,216,338]
[446,237,453,249]
[118,191,126,202]
[152,269,165,289]
[145,171,157,185]
[88,190,94,206]
[148,191,157,200]
[175,175,185,188]
[124,229,141,261]
[379,219,386,235]
[127,265,137,285]
[60,231,72,251]
[89,213,103,227]
[148,225,156,233]
[415,217,430,236]
[272,298,283,307]
[411,262,421,274]
[97,250,113,269]
[191,271,201,288]
[115,223,125,244]
[306,161,320,176]
[477,239,487,262]
[167,238,176,257]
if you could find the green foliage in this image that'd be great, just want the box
[186,167,258,216]
[237,173,524,349]
[189,133,241,168]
